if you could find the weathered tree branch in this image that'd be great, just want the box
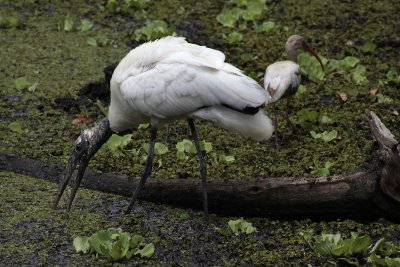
[1,110,399,220]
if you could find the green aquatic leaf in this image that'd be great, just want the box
[28,82,38,92]
[216,9,240,28]
[228,218,256,236]
[138,123,150,130]
[133,243,155,258]
[14,76,30,91]
[298,52,325,82]
[8,121,25,134]
[200,141,213,154]
[79,18,93,31]
[352,64,368,84]
[257,21,276,32]
[134,20,175,41]
[64,16,75,31]
[311,161,333,176]
[215,227,232,237]
[241,2,263,21]
[320,114,334,125]
[376,93,393,104]
[219,155,235,165]
[0,15,20,28]
[226,31,243,44]
[104,134,132,156]
[310,131,322,139]
[358,41,377,53]
[87,37,97,46]
[143,142,168,155]
[339,56,360,70]
[73,236,90,253]
[387,69,400,84]
[321,130,338,142]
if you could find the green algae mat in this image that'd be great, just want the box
[1,0,400,265]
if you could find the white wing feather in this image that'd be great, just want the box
[264,60,300,103]
[116,37,268,120]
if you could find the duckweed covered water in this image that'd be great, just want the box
[1,0,399,265]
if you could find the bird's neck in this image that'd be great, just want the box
[287,49,298,63]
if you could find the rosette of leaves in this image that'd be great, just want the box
[73,228,154,261]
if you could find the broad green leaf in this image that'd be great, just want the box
[240,53,255,62]
[109,232,131,260]
[80,19,93,31]
[138,123,150,130]
[370,238,386,255]
[228,218,256,236]
[241,3,263,21]
[310,131,321,139]
[215,227,232,237]
[200,141,213,154]
[352,64,368,84]
[0,15,20,28]
[28,82,38,92]
[134,243,155,258]
[376,93,393,104]
[216,9,240,28]
[176,139,196,154]
[385,257,400,267]
[226,31,243,44]
[130,234,145,249]
[339,56,360,70]
[387,70,400,84]
[87,37,97,46]
[313,240,334,255]
[320,114,334,125]
[14,76,30,90]
[134,20,175,41]
[298,53,325,82]
[176,150,188,161]
[179,211,190,220]
[219,155,235,165]
[296,109,319,129]
[73,236,90,253]
[64,16,75,31]
[358,42,377,53]
[8,121,24,134]
[257,21,276,32]
[154,143,168,155]
[321,130,338,142]
[326,59,341,72]
[367,253,386,266]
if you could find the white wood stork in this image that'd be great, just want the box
[263,35,323,147]
[53,36,273,217]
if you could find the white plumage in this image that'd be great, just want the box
[262,35,323,147]
[264,61,300,103]
[109,36,273,141]
[53,36,274,217]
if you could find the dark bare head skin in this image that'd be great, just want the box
[52,117,113,211]
[285,35,324,71]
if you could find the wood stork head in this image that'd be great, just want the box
[285,35,324,71]
[53,117,113,210]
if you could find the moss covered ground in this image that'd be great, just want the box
[0,0,399,265]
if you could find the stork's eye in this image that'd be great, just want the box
[75,143,83,152]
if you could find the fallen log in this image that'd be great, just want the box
[1,110,399,220]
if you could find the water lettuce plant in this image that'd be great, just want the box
[73,228,154,261]
[310,130,338,143]
[133,20,175,41]
[216,218,257,237]
[310,161,334,177]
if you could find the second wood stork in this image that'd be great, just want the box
[53,36,273,217]
[263,35,323,147]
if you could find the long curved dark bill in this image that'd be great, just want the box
[302,41,324,71]
[52,149,89,211]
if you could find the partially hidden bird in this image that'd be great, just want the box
[263,35,324,147]
[53,36,274,217]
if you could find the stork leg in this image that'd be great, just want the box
[272,103,279,149]
[187,118,208,218]
[284,97,297,133]
[125,124,158,214]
